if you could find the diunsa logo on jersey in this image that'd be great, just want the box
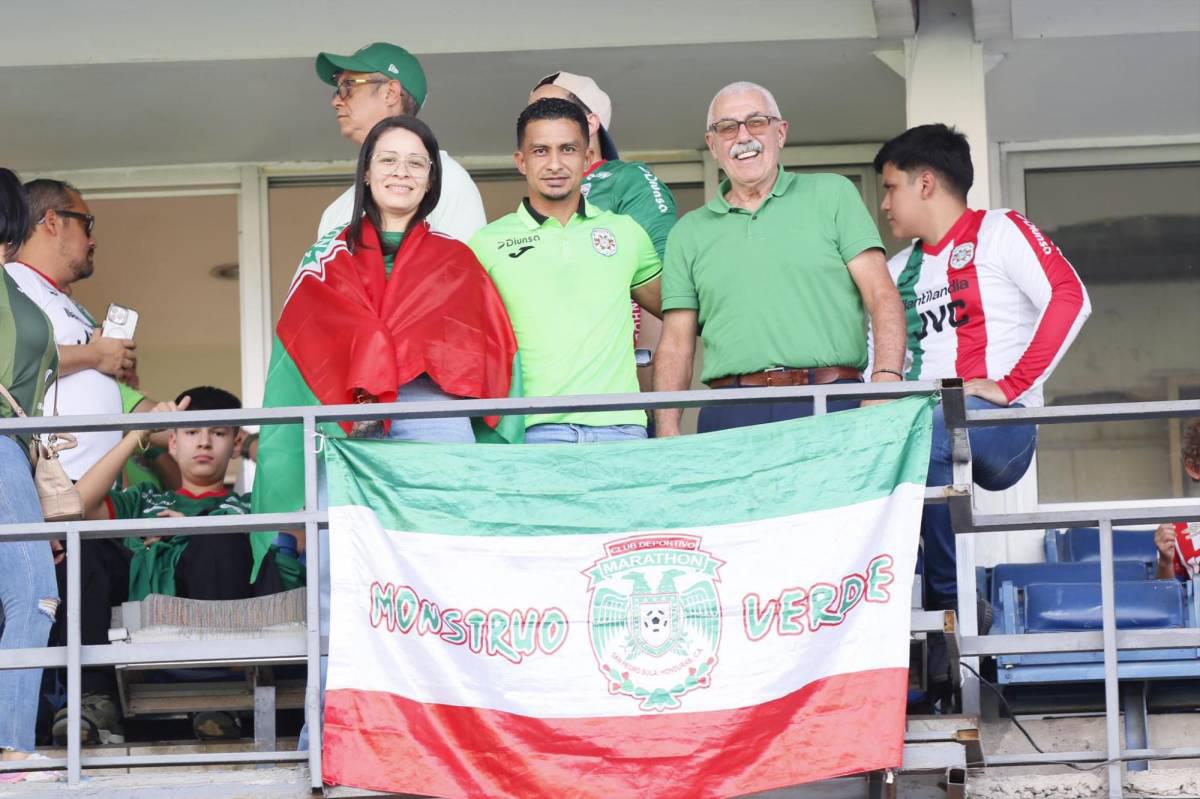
[949,242,975,270]
[591,227,617,257]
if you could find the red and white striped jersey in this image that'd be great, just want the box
[886,208,1091,408]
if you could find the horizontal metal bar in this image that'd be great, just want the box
[83,750,311,768]
[960,503,1200,532]
[0,382,946,435]
[0,495,978,543]
[0,510,325,541]
[986,746,1200,767]
[911,610,952,634]
[0,637,308,671]
[966,399,1200,427]
[0,750,309,773]
[961,628,1200,657]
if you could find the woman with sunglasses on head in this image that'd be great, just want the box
[252,118,523,749]
[0,168,60,782]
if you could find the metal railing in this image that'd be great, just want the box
[0,379,1196,799]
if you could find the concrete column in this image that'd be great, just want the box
[876,0,996,210]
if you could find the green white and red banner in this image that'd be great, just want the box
[322,395,935,798]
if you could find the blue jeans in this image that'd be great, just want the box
[697,378,862,433]
[297,375,473,752]
[524,423,647,444]
[0,435,58,753]
[922,397,1037,610]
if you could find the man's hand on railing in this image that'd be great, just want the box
[963,378,1009,406]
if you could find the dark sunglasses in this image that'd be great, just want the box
[52,209,95,236]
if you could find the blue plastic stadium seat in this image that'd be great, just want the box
[1044,527,1158,570]
[1024,581,1186,632]
[989,561,1147,611]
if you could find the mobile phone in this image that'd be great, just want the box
[635,348,653,368]
[102,303,139,339]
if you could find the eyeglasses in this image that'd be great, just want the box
[51,209,95,236]
[370,153,433,179]
[708,114,779,140]
[334,77,388,101]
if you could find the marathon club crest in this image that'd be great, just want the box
[949,242,976,270]
[591,227,617,257]
[584,534,723,711]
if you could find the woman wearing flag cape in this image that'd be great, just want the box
[250,115,524,589]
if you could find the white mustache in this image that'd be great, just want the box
[730,140,763,159]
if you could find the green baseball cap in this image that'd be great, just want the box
[315,42,428,109]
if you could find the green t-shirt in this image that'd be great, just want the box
[0,269,59,453]
[662,168,883,382]
[109,485,252,600]
[381,231,405,277]
[582,160,677,261]
[469,199,661,428]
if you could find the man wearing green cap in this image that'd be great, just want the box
[314,42,486,242]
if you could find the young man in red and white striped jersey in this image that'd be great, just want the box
[873,124,1091,613]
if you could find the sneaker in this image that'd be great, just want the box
[192,711,241,741]
[51,692,125,745]
[0,753,63,783]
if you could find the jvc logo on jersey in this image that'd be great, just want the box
[914,300,970,341]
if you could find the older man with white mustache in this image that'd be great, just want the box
[653,81,906,435]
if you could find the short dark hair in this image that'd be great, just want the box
[517,97,589,149]
[873,124,974,201]
[0,169,30,253]
[533,74,592,114]
[23,178,79,241]
[176,386,241,413]
[348,115,442,252]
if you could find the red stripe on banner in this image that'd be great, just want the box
[322,667,907,798]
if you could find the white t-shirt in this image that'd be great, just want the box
[4,261,123,479]
[883,208,1091,408]
[317,150,487,243]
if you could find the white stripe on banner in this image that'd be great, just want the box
[327,482,922,719]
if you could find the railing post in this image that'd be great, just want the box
[66,524,82,785]
[940,379,981,715]
[303,413,323,791]
[1099,517,1124,799]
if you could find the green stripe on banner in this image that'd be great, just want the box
[324,392,936,536]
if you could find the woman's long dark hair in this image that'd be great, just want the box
[347,116,443,253]
[0,168,31,256]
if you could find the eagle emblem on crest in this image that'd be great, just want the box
[584,534,723,711]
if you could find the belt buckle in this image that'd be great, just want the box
[764,366,786,387]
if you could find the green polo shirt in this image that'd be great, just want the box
[662,168,883,382]
[469,199,661,428]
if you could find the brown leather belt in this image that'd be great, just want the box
[707,366,862,389]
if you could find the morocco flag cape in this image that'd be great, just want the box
[250,221,523,580]
[322,394,935,798]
